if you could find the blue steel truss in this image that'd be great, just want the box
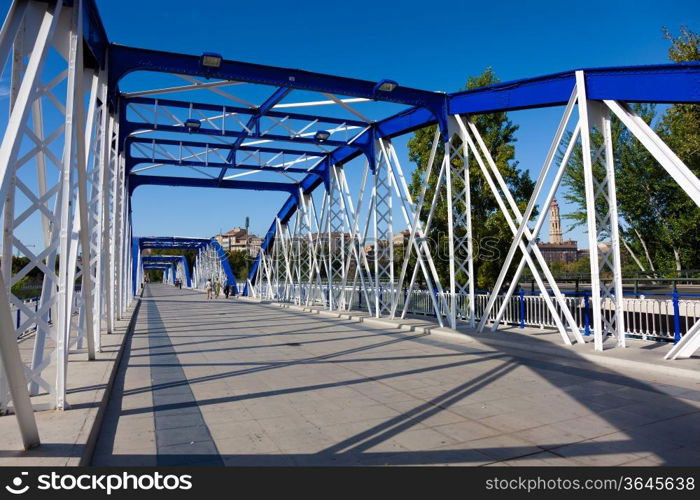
[134,237,237,294]
[1,0,700,449]
[107,44,699,294]
[142,255,191,287]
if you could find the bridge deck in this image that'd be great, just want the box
[92,284,700,466]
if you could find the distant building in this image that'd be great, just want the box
[214,227,261,257]
[538,198,580,264]
[392,229,410,247]
[363,239,390,262]
[549,197,563,244]
[247,236,263,257]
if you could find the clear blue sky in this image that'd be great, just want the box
[1,0,698,248]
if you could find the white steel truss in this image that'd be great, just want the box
[371,140,394,316]
[0,0,135,447]
[577,71,625,350]
[444,118,475,328]
[326,167,346,309]
[1,1,698,454]
[191,245,226,291]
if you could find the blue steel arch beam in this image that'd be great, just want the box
[210,238,238,295]
[108,45,447,113]
[324,63,700,170]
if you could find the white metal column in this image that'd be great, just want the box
[577,71,625,350]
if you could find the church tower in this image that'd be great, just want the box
[549,198,563,244]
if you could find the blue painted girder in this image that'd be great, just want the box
[109,44,446,112]
[122,96,368,129]
[139,237,211,249]
[142,255,187,263]
[248,62,700,289]
[122,121,349,149]
[224,87,293,180]
[129,175,300,195]
[128,158,322,175]
[126,137,325,159]
[142,255,192,287]
[136,237,237,293]
[125,137,326,175]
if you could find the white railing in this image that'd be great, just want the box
[10,290,82,340]
[257,282,699,342]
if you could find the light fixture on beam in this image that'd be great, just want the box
[200,52,223,69]
[314,130,331,142]
[374,79,398,93]
[184,119,201,132]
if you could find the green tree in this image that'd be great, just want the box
[227,250,250,281]
[407,67,535,289]
[658,27,700,271]
[562,27,700,273]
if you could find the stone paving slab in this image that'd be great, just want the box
[0,304,136,465]
[265,299,699,381]
[90,284,700,466]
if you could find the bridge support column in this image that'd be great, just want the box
[371,139,394,317]
[576,71,626,351]
[443,118,475,329]
[0,0,111,410]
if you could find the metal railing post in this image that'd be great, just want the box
[584,292,591,336]
[519,288,525,329]
[672,287,681,344]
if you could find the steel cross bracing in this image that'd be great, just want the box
[141,255,191,287]
[135,237,235,293]
[1,0,699,450]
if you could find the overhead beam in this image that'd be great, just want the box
[122,121,348,149]
[140,237,211,249]
[127,157,323,175]
[327,63,700,171]
[126,136,324,158]
[129,174,300,194]
[224,87,294,179]
[108,44,446,110]
[449,63,700,115]
[123,96,369,128]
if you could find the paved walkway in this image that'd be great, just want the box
[92,284,700,466]
[0,308,133,465]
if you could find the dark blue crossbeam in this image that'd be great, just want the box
[125,137,325,175]
[109,45,446,111]
[130,175,300,195]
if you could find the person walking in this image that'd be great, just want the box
[205,278,213,299]
[224,280,230,299]
[214,279,221,299]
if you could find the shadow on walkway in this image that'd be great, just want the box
[91,284,700,466]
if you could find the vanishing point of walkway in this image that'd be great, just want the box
[93,284,700,466]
